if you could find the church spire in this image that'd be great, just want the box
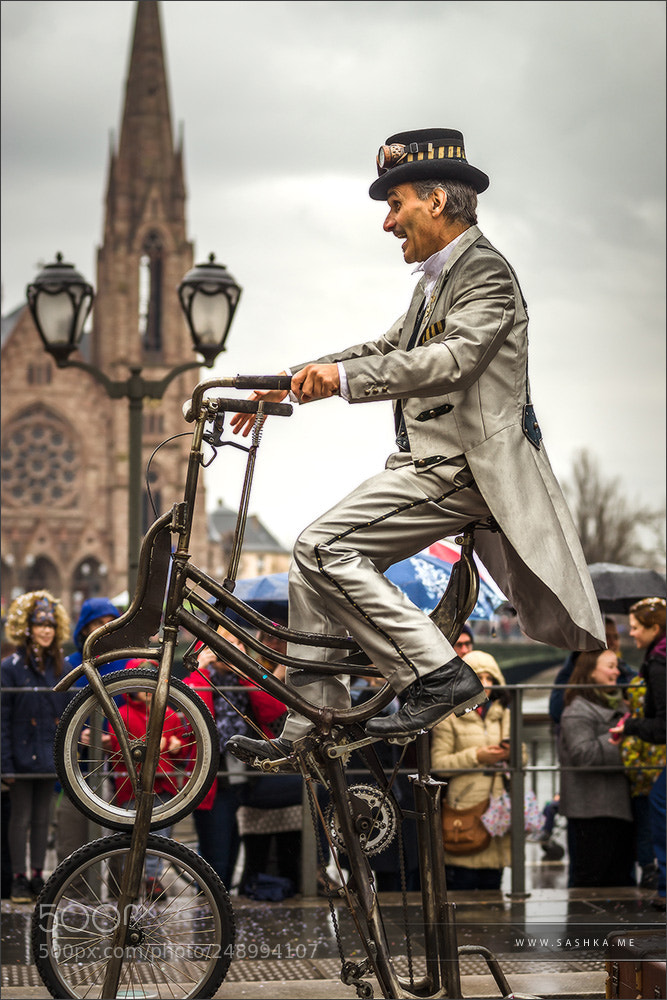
[118,0,174,188]
[104,0,187,248]
[0,0,208,620]
[95,0,193,380]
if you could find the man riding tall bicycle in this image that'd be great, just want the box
[227,126,605,769]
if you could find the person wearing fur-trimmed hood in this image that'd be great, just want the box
[1,591,71,904]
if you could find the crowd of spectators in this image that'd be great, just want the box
[2,594,665,909]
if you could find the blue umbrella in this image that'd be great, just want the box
[385,551,505,621]
[231,572,289,623]
[231,550,505,623]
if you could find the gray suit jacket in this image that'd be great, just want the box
[292,226,605,651]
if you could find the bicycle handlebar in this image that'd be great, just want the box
[183,374,294,421]
[214,398,293,416]
[183,396,293,421]
[233,375,293,390]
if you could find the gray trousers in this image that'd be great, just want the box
[282,453,490,741]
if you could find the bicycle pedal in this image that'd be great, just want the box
[387,731,421,745]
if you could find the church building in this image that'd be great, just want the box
[1,0,288,618]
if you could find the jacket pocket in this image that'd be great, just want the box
[415,402,454,422]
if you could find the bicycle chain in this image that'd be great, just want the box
[304,754,392,1000]
[302,763,349,980]
[378,742,416,988]
[396,806,415,987]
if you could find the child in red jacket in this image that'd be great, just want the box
[108,659,185,894]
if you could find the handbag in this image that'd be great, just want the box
[480,791,511,837]
[524,789,545,837]
[481,778,545,839]
[442,798,491,855]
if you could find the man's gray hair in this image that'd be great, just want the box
[413,178,478,226]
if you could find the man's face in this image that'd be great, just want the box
[383,183,445,264]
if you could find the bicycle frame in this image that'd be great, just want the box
[53,375,516,1000]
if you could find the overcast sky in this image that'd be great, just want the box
[1,0,665,551]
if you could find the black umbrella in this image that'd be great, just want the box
[587,562,667,613]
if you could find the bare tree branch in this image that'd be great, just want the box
[563,448,665,568]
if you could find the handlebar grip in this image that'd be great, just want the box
[182,396,293,421]
[233,375,293,390]
[216,398,293,416]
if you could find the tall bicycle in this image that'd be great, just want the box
[33,376,535,1000]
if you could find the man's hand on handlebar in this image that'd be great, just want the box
[230,364,340,436]
[291,363,340,403]
[230,373,290,437]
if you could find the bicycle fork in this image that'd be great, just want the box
[101,627,179,999]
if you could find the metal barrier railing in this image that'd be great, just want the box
[1,680,648,898]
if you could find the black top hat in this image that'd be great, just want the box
[369,128,489,200]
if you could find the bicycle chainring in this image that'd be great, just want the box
[326,783,398,857]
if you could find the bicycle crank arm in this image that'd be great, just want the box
[260,756,294,773]
[325,735,380,758]
[326,729,422,758]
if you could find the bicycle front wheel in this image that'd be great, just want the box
[32,834,234,1000]
[55,667,219,831]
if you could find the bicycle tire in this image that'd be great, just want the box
[32,833,234,1000]
[55,668,219,831]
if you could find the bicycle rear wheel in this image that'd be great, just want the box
[32,834,234,1000]
[55,667,219,831]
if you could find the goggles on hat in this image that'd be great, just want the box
[376,140,467,176]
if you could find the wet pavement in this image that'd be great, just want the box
[2,873,664,999]
[4,671,664,997]
[2,818,664,999]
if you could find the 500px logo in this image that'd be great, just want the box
[35,903,166,934]
[37,944,220,962]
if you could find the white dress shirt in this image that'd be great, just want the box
[337,230,467,400]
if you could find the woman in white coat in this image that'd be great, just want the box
[431,650,517,890]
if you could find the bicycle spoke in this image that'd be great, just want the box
[33,834,233,1000]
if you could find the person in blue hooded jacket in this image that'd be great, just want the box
[54,597,128,862]
[66,596,127,685]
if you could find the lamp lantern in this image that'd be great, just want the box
[178,253,241,364]
[26,253,94,365]
[26,251,239,599]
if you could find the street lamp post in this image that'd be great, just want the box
[26,253,241,598]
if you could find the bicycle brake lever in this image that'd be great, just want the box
[203,413,225,446]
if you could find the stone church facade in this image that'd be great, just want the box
[1,1,288,619]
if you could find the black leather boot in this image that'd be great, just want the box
[226,734,296,772]
[365,656,486,737]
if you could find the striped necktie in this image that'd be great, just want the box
[395,296,427,449]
